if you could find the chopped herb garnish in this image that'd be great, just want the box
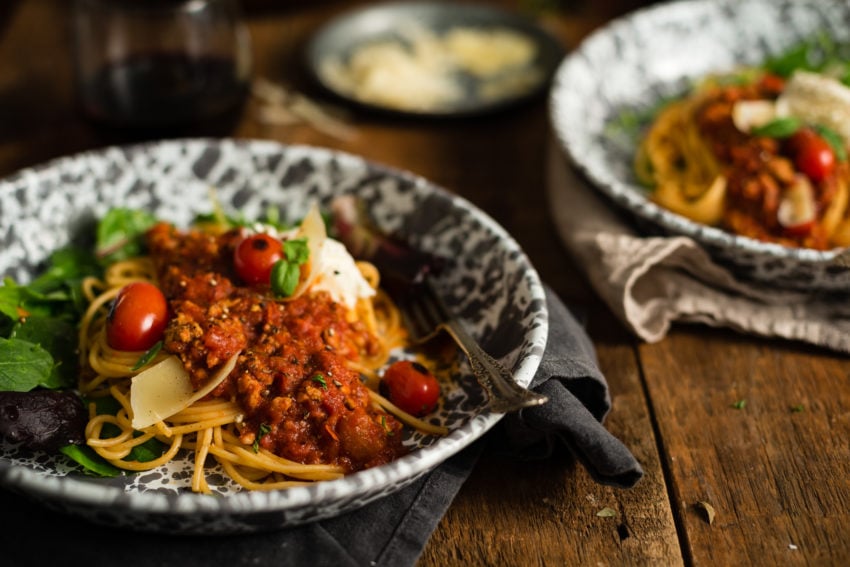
[253,423,271,453]
[131,341,162,371]
[791,404,805,413]
[381,415,394,436]
[731,399,747,410]
[312,374,328,389]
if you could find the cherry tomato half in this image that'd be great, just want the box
[233,233,284,286]
[789,128,836,183]
[106,282,168,351]
[380,360,440,417]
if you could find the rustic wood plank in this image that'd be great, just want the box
[639,327,850,565]
[0,2,682,565]
[421,308,682,566]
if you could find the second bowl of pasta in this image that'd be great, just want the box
[550,0,850,291]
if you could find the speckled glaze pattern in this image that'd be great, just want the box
[550,0,850,291]
[0,138,547,533]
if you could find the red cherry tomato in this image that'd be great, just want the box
[380,360,440,417]
[789,128,836,183]
[106,282,168,351]
[233,233,284,286]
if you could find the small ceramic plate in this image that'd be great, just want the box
[305,1,564,118]
[0,138,548,533]
[550,0,850,290]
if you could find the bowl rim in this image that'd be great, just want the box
[549,0,850,266]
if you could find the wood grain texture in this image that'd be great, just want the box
[639,329,850,566]
[2,1,850,566]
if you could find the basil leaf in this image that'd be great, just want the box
[271,260,301,297]
[751,117,802,138]
[283,238,310,264]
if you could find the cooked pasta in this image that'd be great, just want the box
[634,69,850,250]
[78,210,449,494]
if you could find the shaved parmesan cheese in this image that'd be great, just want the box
[295,203,375,308]
[319,23,539,113]
[776,70,850,146]
[290,204,327,298]
[130,353,239,429]
[732,99,777,133]
[246,203,376,308]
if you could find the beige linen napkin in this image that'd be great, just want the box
[546,139,850,354]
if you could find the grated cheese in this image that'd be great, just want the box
[319,24,540,112]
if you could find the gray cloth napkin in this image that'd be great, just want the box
[547,139,850,353]
[0,286,641,567]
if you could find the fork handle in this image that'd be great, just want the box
[440,321,548,414]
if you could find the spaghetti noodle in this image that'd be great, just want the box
[78,209,448,494]
[635,71,850,250]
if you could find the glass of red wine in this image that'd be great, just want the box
[72,0,251,136]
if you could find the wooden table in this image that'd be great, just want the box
[2,1,850,565]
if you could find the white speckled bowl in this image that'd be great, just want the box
[550,0,850,291]
[0,138,547,533]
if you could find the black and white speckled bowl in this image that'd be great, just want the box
[550,0,850,291]
[0,138,547,533]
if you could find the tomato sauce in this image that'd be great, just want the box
[145,222,406,473]
[693,77,850,249]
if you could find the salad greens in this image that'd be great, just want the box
[0,207,157,393]
[0,207,168,476]
[0,203,316,477]
[764,32,850,85]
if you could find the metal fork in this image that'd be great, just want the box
[392,277,548,414]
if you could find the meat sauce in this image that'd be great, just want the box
[693,76,850,249]
[146,222,406,473]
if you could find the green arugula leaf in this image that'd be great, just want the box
[96,208,157,264]
[0,280,26,321]
[764,41,813,77]
[10,316,78,388]
[128,435,166,462]
[59,444,123,477]
[0,337,59,391]
[28,246,100,295]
